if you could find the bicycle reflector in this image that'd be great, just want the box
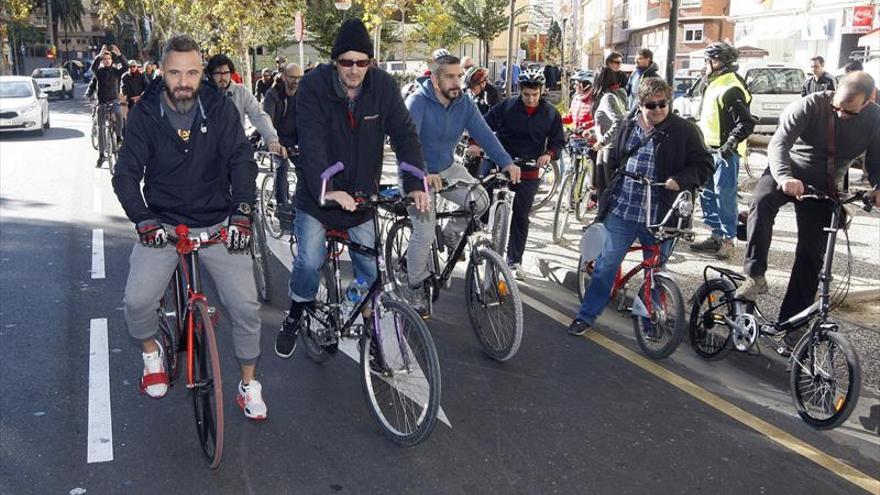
[580,223,607,263]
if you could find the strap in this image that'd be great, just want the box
[827,109,836,194]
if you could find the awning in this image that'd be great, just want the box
[734,17,803,46]
[857,28,879,50]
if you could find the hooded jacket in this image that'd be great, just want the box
[221,81,278,144]
[295,63,425,230]
[405,77,512,174]
[111,77,257,228]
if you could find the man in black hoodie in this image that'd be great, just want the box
[90,45,126,167]
[274,19,428,358]
[112,35,267,420]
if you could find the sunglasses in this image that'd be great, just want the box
[641,100,668,110]
[337,59,370,68]
[831,103,860,117]
[212,70,231,76]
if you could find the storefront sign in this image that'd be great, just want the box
[842,5,876,34]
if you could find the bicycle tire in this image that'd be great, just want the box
[465,246,524,361]
[259,174,283,239]
[384,218,413,300]
[157,276,182,382]
[632,275,686,359]
[251,212,271,303]
[688,278,735,360]
[790,329,861,430]
[530,161,560,212]
[189,299,224,469]
[360,298,441,446]
[90,118,99,150]
[552,173,574,244]
[576,253,593,302]
[574,159,594,223]
[491,201,511,261]
[302,263,338,363]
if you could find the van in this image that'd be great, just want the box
[739,62,805,134]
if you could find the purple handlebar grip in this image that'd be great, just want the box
[320,161,345,181]
[399,162,426,179]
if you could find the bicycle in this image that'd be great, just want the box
[576,170,695,359]
[299,162,442,446]
[689,188,872,429]
[156,225,229,469]
[95,102,120,174]
[529,158,560,212]
[90,103,99,150]
[259,147,299,239]
[384,175,524,362]
[553,135,595,245]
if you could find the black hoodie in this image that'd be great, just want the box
[112,77,257,228]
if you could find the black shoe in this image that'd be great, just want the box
[275,313,302,358]
[568,319,590,336]
[95,155,104,168]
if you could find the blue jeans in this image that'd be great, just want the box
[575,212,671,324]
[288,210,377,302]
[700,153,739,239]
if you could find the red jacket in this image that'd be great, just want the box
[562,92,595,131]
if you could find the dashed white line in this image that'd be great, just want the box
[87,318,113,464]
[91,229,105,279]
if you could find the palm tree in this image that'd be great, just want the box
[46,0,85,63]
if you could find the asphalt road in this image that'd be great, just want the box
[1,85,878,494]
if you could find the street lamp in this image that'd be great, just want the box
[556,1,573,108]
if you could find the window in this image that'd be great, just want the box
[683,24,703,43]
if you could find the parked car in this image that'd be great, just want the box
[0,76,50,136]
[31,67,75,99]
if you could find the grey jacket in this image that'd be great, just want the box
[223,82,278,143]
[594,89,627,149]
[769,91,880,191]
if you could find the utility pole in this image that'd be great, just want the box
[505,0,515,95]
[665,0,680,84]
[46,0,56,53]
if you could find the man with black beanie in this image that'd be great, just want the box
[274,18,429,358]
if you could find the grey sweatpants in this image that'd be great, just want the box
[123,224,262,364]
[406,163,489,287]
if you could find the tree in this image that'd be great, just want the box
[0,0,36,73]
[413,0,462,52]
[546,19,561,63]
[49,0,84,61]
[450,0,510,66]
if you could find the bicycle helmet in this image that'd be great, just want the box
[127,59,139,67]
[518,67,546,86]
[432,48,451,60]
[703,42,739,65]
[571,69,593,85]
[463,66,489,88]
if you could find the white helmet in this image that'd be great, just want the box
[432,48,451,60]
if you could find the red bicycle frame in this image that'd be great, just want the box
[607,243,665,315]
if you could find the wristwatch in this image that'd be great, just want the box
[236,202,252,216]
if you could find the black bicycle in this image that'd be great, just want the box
[384,173,524,362]
[95,102,120,174]
[689,187,872,429]
[299,162,441,446]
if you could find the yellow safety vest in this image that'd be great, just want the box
[698,72,752,148]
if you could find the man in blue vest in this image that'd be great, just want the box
[689,42,755,259]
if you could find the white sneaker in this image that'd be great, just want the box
[510,263,525,281]
[140,341,168,399]
[237,380,268,420]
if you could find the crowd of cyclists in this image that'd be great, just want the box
[93,17,879,433]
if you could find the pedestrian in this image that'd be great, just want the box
[254,68,273,102]
[605,51,628,89]
[461,56,474,71]
[543,63,559,91]
[483,68,565,280]
[625,48,660,111]
[567,78,713,336]
[262,63,304,205]
[591,66,628,199]
[736,71,880,348]
[143,61,158,81]
[689,41,755,259]
[111,34,267,419]
[120,60,150,110]
[801,56,836,96]
[274,18,429,358]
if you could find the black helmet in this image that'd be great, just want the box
[704,42,739,65]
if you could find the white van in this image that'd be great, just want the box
[739,62,805,135]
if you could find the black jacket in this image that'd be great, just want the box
[255,78,273,101]
[263,82,298,148]
[112,77,257,228]
[90,55,126,104]
[801,73,836,97]
[295,63,425,229]
[597,110,713,224]
[472,83,502,115]
[120,70,150,100]
[484,97,565,162]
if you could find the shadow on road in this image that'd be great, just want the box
[0,127,85,141]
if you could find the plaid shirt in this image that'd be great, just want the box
[611,120,659,224]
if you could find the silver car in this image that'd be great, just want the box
[0,76,50,136]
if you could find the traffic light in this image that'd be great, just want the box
[46,45,57,59]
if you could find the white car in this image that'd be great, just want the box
[740,63,805,135]
[31,67,75,99]
[0,76,50,136]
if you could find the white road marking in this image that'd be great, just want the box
[93,186,102,214]
[87,318,113,463]
[91,229,105,279]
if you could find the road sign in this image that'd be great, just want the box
[294,12,304,43]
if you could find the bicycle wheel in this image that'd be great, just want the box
[189,300,224,469]
[302,263,338,363]
[688,278,734,360]
[259,174,283,239]
[632,275,686,359]
[576,253,593,302]
[574,159,594,223]
[465,246,523,361]
[360,298,441,446]
[530,161,560,212]
[552,173,574,244]
[157,275,182,382]
[90,117,99,150]
[490,201,511,260]
[384,218,413,299]
[251,212,271,302]
[790,329,861,430]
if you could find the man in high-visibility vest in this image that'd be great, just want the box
[690,42,755,259]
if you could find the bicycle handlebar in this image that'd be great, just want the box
[166,225,227,255]
[320,161,427,206]
[620,170,666,187]
[802,186,874,213]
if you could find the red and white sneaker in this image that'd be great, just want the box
[236,380,268,420]
[139,341,168,399]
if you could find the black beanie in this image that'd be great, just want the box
[331,18,374,60]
